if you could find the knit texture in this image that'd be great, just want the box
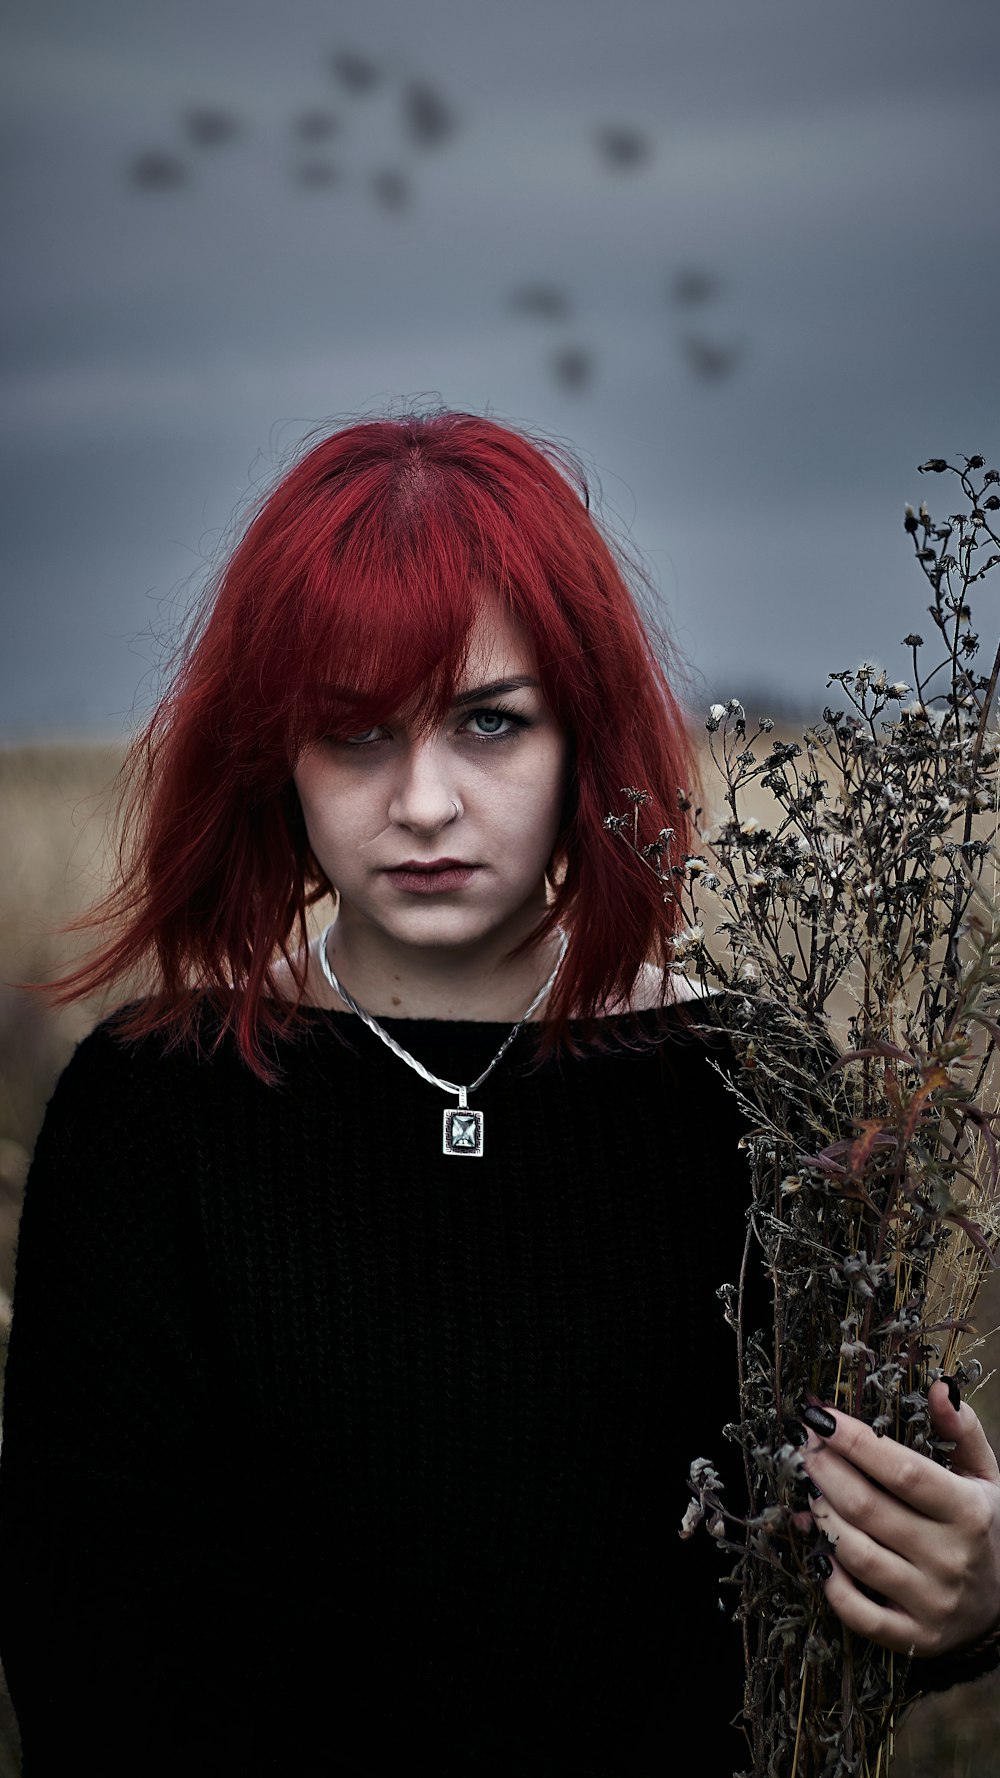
[0,999,983,1774]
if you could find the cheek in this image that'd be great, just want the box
[295,794,334,876]
[295,768,392,884]
[293,768,323,840]
[300,802,331,862]
[293,767,350,873]
[495,738,567,843]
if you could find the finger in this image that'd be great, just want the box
[801,1407,963,1520]
[819,1556,929,1656]
[810,1496,924,1614]
[807,1460,909,1553]
[802,1443,943,1563]
[928,1380,1000,1486]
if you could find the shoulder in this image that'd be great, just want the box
[26,1001,257,1213]
[613,963,715,1013]
[37,999,233,1142]
[267,934,344,1010]
[30,1013,163,1165]
[56,1001,202,1081]
[44,1008,155,1105]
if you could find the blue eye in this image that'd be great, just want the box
[464,705,528,739]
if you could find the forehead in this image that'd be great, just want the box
[461,595,538,682]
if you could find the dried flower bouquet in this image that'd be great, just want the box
[606,454,1000,1776]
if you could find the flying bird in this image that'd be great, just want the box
[370,168,411,211]
[330,50,381,94]
[680,334,745,382]
[594,125,651,170]
[181,108,240,148]
[550,346,595,392]
[402,79,457,149]
[293,161,340,189]
[669,268,722,307]
[507,284,573,321]
[129,150,190,190]
[293,110,340,143]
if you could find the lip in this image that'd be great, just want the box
[388,858,476,872]
[384,859,481,894]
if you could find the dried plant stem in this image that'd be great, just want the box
[610,451,1000,1775]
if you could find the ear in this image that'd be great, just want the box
[546,833,573,892]
[547,770,578,888]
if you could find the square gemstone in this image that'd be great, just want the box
[443,1106,484,1157]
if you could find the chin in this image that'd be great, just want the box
[371,895,528,946]
[386,907,507,945]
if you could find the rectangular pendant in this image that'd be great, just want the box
[443,1105,484,1157]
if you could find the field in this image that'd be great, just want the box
[0,739,997,1774]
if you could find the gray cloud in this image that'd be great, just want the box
[2,0,998,735]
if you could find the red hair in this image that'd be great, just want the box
[46,410,703,1075]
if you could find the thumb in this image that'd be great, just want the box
[928,1378,1000,1485]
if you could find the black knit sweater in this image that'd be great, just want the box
[0,1000,985,1775]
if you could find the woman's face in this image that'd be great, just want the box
[293,598,568,958]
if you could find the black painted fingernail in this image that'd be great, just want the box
[943,1374,961,1413]
[784,1419,809,1448]
[801,1404,837,1438]
[810,1552,833,1580]
[806,1478,823,1500]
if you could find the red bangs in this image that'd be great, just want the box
[215,436,583,771]
[292,545,485,750]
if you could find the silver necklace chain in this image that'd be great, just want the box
[317,920,569,1157]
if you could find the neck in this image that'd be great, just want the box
[315,903,564,1023]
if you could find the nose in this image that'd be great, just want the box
[386,734,462,836]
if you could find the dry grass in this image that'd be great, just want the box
[0,737,997,1773]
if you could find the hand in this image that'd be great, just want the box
[799,1382,1000,1658]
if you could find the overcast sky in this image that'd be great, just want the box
[2,0,998,739]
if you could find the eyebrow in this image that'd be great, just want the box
[314,675,540,712]
[451,676,539,708]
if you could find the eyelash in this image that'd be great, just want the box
[340,704,531,749]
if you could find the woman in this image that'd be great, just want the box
[0,411,997,1776]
